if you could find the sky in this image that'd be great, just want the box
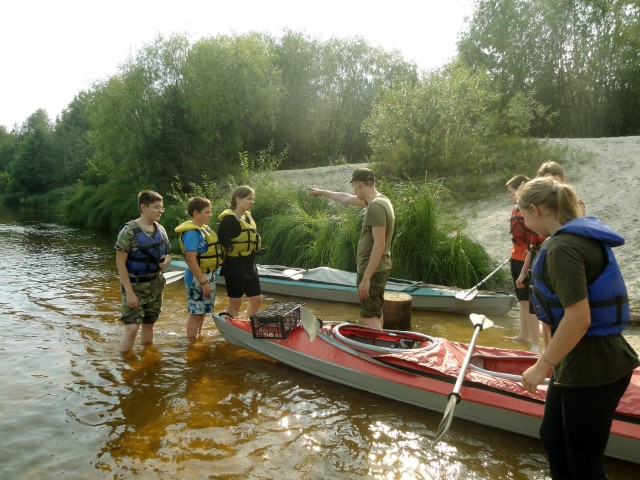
[1,0,474,129]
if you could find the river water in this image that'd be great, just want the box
[0,206,636,479]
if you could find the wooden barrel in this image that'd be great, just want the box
[382,292,412,330]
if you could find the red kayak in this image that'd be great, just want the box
[212,304,640,464]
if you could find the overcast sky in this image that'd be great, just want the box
[1,0,474,129]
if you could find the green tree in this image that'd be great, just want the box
[9,111,56,195]
[181,32,283,182]
[52,91,95,186]
[314,37,418,165]
[458,0,640,136]
[0,126,16,173]
[89,34,191,190]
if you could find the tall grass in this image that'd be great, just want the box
[245,178,494,289]
[59,174,508,289]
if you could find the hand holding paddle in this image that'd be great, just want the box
[432,313,494,445]
[455,258,510,301]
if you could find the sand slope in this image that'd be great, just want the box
[464,137,640,318]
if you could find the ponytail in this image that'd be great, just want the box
[518,177,580,224]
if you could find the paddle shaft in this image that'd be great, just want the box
[432,316,489,445]
[451,323,483,395]
[455,258,510,300]
[471,258,510,290]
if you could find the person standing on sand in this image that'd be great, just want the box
[308,168,395,330]
[505,175,541,352]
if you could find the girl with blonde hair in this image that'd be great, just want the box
[518,176,638,478]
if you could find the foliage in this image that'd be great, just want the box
[364,61,551,180]
[246,179,493,288]
[8,115,56,196]
[52,92,95,186]
[458,0,640,137]
[61,181,144,230]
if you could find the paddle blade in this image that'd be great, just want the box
[469,313,494,330]
[433,395,458,445]
[300,306,320,342]
[455,287,478,301]
[164,271,185,284]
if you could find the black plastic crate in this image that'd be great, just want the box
[249,302,302,339]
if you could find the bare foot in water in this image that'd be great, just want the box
[506,335,529,342]
[530,344,542,354]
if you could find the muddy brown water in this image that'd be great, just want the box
[0,206,636,479]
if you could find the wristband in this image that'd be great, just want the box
[541,352,556,367]
[201,279,210,285]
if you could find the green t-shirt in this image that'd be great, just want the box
[356,195,395,273]
[544,233,639,386]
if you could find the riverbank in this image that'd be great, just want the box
[266,137,640,349]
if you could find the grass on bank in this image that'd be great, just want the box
[54,139,587,290]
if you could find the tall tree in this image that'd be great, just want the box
[9,111,56,195]
[89,34,191,189]
[458,0,640,137]
[181,32,282,182]
[53,91,95,186]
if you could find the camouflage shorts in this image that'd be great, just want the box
[120,274,166,325]
[356,269,391,318]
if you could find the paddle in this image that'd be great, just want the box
[432,313,494,445]
[164,270,185,284]
[455,258,510,301]
[299,305,320,341]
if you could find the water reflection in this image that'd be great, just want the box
[1,206,637,479]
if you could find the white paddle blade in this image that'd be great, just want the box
[455,287,478,301]
[469,313,494,330]
[164,271,185,284]
[300,306,319,342]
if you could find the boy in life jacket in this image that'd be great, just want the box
[175,196,224,338]
[115,190,171,353]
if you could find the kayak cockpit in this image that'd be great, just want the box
[332,323,439,354]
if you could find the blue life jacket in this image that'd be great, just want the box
[122,220,169,277]
[530,217,629,336]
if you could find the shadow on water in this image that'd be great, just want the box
[0,205,637,479]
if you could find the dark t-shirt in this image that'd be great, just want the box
[544,233,639,386]
[217,215,258,279]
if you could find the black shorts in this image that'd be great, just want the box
[510,258,530,301]
[224,275,262,298]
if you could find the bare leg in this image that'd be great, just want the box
[243,295,262,318]
[140,323,154,346]
[526,310,542,352]
[506,300,529,341]
[187,313,204,339]
[227,297,243,317]
[118,323,140,352]
[363,316,383,329]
